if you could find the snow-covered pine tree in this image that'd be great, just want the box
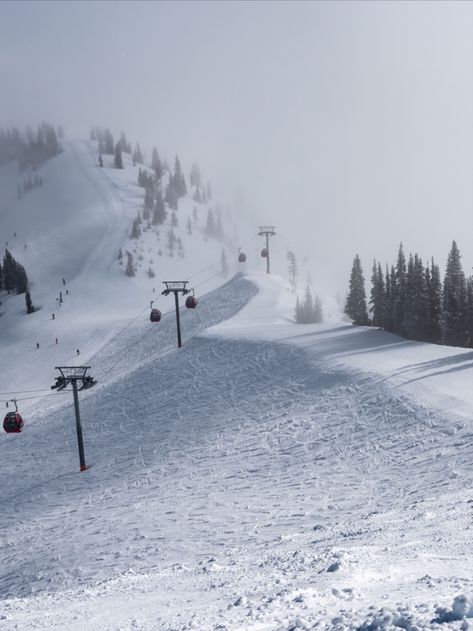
[425,258,442,343]
[287,251,297,292]
[345,254,368,325]
[143,183,154,217]
[313,294,323,323]
[165,176,179,210]
[15,263,28,294]
[403,253,428,341]
[369,260,385,328]
[125,251,135,277]
[130,218,141,239]
[167,228,176,256]
[151,147,163,179]
[114,142,123,169]
[133,143,143,165]
[391,243,407,335]
[2,249,16,293]
[152,190,166,225]
[442,240,467,346]
[173,156,187,197]
[104,128,114,154]
[25,288,35,314]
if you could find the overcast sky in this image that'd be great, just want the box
[1,0,472,292]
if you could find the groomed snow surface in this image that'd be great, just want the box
[1,142,473,630]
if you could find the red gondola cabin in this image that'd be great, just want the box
[185,296,198,309]
[239,252,247,263]
[3,411,24,433]
[150,308,162,322]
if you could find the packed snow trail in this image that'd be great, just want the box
[2,275,473,629]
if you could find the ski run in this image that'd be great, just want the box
[0,140,472,630]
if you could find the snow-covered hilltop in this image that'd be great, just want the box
[0,136,249,403]
[1,133,473,630]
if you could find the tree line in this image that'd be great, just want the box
[0,123,62,171]
[0,249,35,313]
[345,241,473,348]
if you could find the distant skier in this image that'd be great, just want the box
[55,338,58,345]
[62,278,66,286]
[66,289,69,295]
[76,348,80,355]
[52,313,55,320]
[36,342,40,349]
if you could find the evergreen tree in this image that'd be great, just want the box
[344,254,368,325]
[393,243,407,334]
[131,217,141,239]
[442,240,467,346]
[404,253,428,340]
[287,251,297,291]
[118,131,129,153]
[206,182,212,200]
[98,154,103,167]
[25,288,35,314]
[186,217,192,235]
[152,147,163,179]
[3,249,16,293]
[171,211,178,227]
[295,286,324,323]
[167,228,176,256]
[173,156,187,197]
[370,260,385,328]
[114,142,123,169]
[152,190,167,225]
[143,183,155,214]
[133,143,143,165]
[425,258,442,343]
[165,175,179,210]
[125,251,135,277]
[15,263,28,294]
[103,128,114,154]
[313,294,323,323]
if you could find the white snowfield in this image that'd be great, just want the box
[1,141,473,630]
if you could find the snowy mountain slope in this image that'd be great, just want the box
[1,139,473,630]
[1,271,473,630]
[0,139,249,408]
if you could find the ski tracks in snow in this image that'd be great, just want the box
[2,278,473,629]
